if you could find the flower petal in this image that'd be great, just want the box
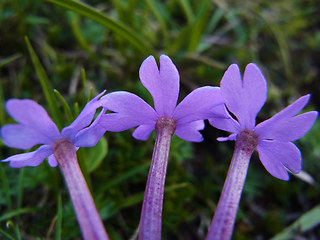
[1,124,52,149]
[208,105,240,133]
[61,90,106,140]
[175,120,205,142]
[48,155,58,167]
[173,87,223,124]
[220,64,244,124]
[255,95,316,141]
[217,133,237,142]
[257,140,302,180]
[220,64,267,129]
[256,111,318,141]
[241,63,267,128]
[100,91,157,132]
[139,55,179,116]
[132,124,155,140]
[6,99,60,142]
[73,109,107,147]
[2,145,53,168]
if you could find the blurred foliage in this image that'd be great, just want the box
[0,0,319,239]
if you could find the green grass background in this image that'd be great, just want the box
[0,0,319,239]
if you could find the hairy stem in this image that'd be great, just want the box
[53,139,109,240]
[206,130,257,240]
[138,117,176,240]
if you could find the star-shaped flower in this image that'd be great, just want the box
[90,55,223,141]
[1,91,106,168]
[209,63,318,180]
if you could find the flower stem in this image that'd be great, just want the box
[138,117,176,240]
[53,139,109,240]
[206,130,257,240]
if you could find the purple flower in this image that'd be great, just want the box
[93,55,223,141]
[1,91,106,168]
[209,63,318,180]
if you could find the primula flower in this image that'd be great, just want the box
[92,54,223,142]
[209,63,318,180]
[0,91,109,240]
[93,55,223,240]
[1,91,106,167]
[206,63,318,240]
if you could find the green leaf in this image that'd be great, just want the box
[270,205,320,240]
[25,37,63,129]
[85,137,108,173]
[46,0,154,55]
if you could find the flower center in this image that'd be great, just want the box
[155,117,177,135]
[236,129,259,153]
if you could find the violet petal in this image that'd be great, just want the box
[48,155,58,167]
[2,145,53,168]
[241,63,267,128]
[257,140,302,180]
[173,86,223,124]
[256,111,318,141]
[175,120,205,142]
[139,55,179,116]
[132,124,155,140]
[208,105,240,133]
[220,64,244,124]
[1,124,52,149]
[74,109,107,147]
[6,99,60,142]
[100,91,157,131]
[61,90,106,140]
[217,133,237,142]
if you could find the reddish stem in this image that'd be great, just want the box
[206,129,257,240]
[53,139,109,240]
[138,117,176,240]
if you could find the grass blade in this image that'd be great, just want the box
[53,89,74,123]
[0,165,12,211]
[270,205,320,240]
[46,0,154,55]
[55,195,62,240]
[25,37,63,129]
[0,208,35,222]
[177,0,194,23]
[0,228,16,240]
[0,53,22,68]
